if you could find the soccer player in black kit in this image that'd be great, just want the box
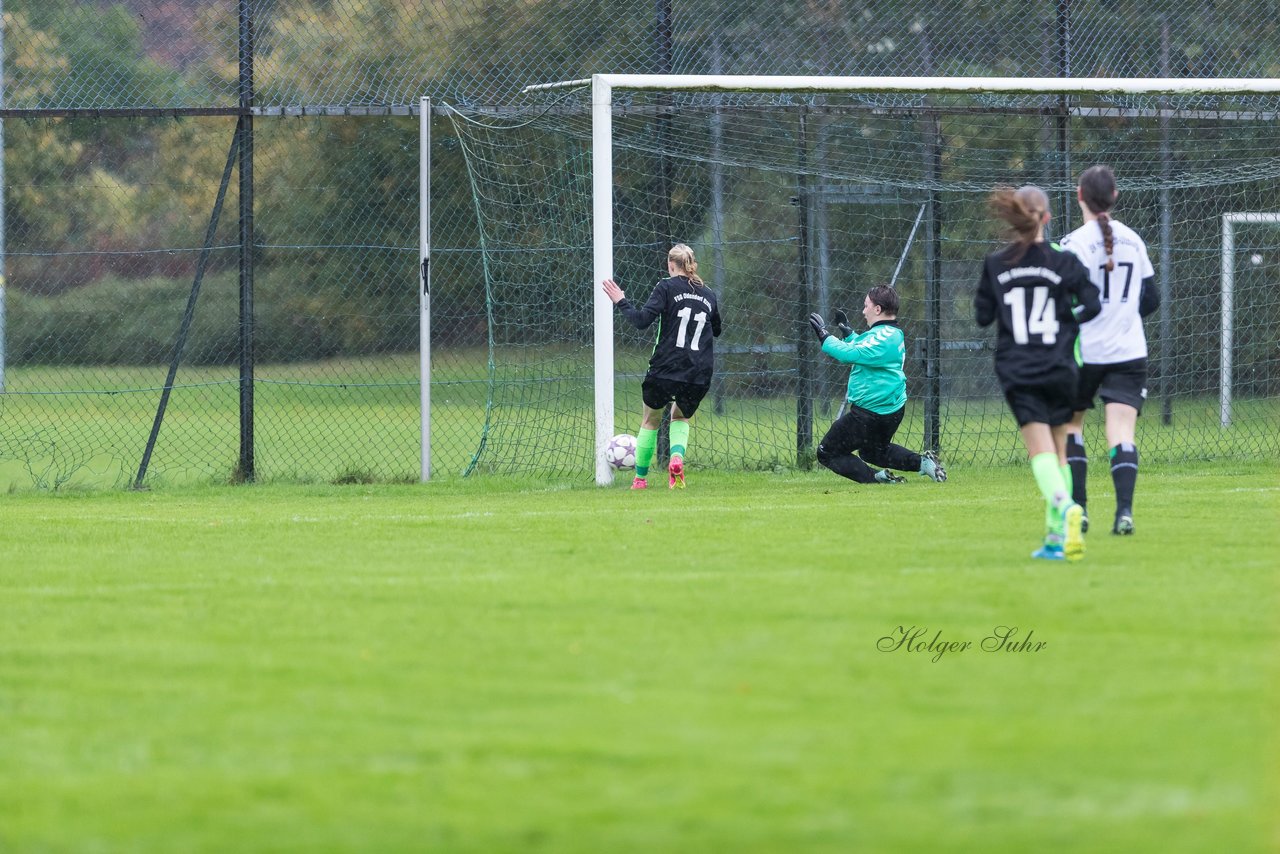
[975,185,1102,561]
[603,243,722,489]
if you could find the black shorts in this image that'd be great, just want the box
[817,404,920,473]
[1004,376,1076,428]
[642,376,710,417]
[1075,358,1149,414]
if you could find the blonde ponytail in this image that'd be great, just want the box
[668,243,704,286]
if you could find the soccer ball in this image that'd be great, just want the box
[605,433,638,470]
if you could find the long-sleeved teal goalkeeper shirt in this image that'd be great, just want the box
[820,320,907,415]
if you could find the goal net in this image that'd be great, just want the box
[439,77,1280,482]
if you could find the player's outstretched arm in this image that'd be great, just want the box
[602,278,625,304]
[974,268,998,327]
[1138,276,1160,317]
[833,308,854,340]
[808,313,831,342]
[605,279,665,330]
[822,327,901,366]
[1070,273,1102,324]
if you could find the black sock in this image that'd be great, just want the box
[1066,433,1088,511]
[1110,443,1139,517]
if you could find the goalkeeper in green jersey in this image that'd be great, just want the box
[807,285,946,485]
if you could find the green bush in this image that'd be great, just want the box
[9,275,235,365]
[6,272,415,366]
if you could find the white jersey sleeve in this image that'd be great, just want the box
[1059,219,1155,364]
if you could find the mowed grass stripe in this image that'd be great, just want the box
[0,465,1276,852]
[3,355,1278,488]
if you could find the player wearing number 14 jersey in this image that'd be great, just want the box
[975,185,1101,561]
[603,243,722,489]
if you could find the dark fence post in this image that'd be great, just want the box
[796,108,814,465]
[1055,0,1073,227]
[924,120,943,453]
[1159,15,1175,425]
[237,0,256,482]
[919,23,943,452]
[134,132,241,488]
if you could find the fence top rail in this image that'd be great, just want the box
[524,75,1280,96]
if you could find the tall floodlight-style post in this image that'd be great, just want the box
[0,0,7,393]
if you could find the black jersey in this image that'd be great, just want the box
[974,241,1102,388]
[616,275,722,385]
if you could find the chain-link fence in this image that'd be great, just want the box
[1,1,1277,487]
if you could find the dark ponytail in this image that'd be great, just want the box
[1079,165,1118,272]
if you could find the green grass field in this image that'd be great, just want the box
[2,463,1277,852]
[3,355,1278,490]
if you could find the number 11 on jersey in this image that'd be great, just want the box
[675,306,707,350]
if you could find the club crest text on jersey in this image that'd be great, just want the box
[672,291,715,312]
[997,266,1062,286]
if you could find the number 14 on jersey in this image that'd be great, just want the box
[1003,286,1059,345]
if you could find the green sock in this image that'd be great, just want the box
[1047,463,1072,536]
[669,420,690,459]
[1030,453,1071,523]
[635,427,658,477]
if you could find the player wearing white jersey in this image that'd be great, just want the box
[1059,165,1161,536]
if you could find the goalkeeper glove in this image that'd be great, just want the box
[833,308,853,339]
[808,312,831,342]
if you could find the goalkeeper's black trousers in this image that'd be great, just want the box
[817,404,921,484]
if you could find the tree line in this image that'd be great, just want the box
[5,0,1278,392]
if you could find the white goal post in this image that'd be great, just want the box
[519,75,1280,484]
[419,96,433,481]
[1220,213,1280,427]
